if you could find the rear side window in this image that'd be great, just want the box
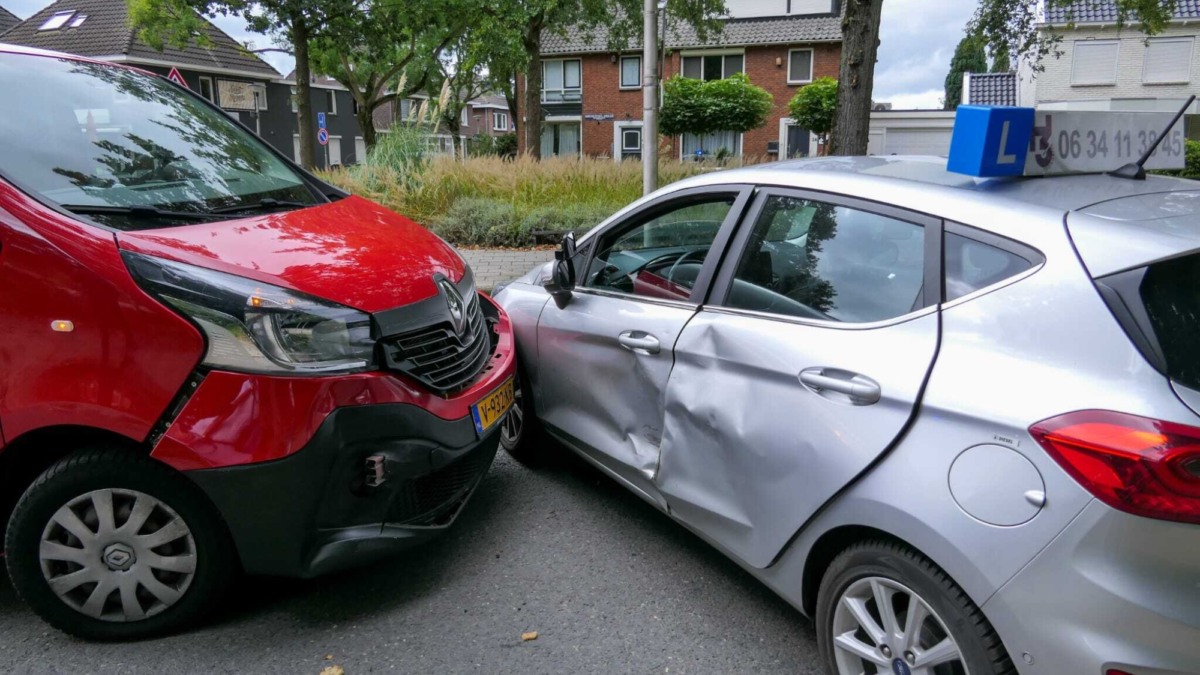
[1140,255,1200,390]
[944,232,1036,301]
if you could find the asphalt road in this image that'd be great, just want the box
[0,446,823,675]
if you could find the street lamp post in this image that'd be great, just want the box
[643,0,659,195]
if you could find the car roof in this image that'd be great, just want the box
[0,41,152,74]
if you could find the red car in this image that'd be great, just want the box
[0,45,516,639]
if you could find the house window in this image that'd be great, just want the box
[1144,37,1194,84]
[326,89,337,115]
[682,130,742,160]
[493,111,510,130]
[540,122,581,157]
[290,87,298,113]
[354,137,367,164]
[622,128,642,151]
[39,11,76,30]
[293,134,301,161]
[69,14,87,28]
[198,76,215,103]
[252,83,267,111]
[788,49,814,84]
[462,107,469,126]
[328,136,343,166]
[682,53,744,81]
[400,99,412,120]
[543,59,582,102]
[352,98,361,115]
[620,56,641,89]
[1071,40,1119,85]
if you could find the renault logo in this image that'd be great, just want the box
[438,278,468,337]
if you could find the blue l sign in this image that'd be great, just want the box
[317,112,327,130]
[947,105,1035,178]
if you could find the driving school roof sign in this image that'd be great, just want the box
[947,105,1186,177]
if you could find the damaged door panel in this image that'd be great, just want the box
[656,189,943,569]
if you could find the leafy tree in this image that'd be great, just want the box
[990,47,1011,73]
[828,0,884,156]
[787,77,838,145]
[128,0,362,169]
[309,2,462,150]
[944,34,987,109]
[660,73,773,137]
[480,0,726,158]
[971,0,1178,73]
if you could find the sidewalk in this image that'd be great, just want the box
[461,249,554,292]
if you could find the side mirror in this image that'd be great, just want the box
[547,232,577,308]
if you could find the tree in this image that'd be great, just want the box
[480,0,726,158]
[787,77,838,146]
[990,47,1011,73]
[309,2,462,150]
[828,0,883,157]
[129,0,362,169]
[430,46,491,160]
[971,0,1178,73]
[660,73,773,138]
[944,34,987,110]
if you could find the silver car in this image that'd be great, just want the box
[493,156,1200,675]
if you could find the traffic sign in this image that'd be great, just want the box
[317,112,327,130]
[947,106,1034,178]
[317,128,329,146]
[166,67,189,90]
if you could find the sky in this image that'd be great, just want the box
[4,0,977,109]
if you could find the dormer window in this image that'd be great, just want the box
[39,11,76,31]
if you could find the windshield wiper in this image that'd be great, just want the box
[61,204,230,221]
[208,198,312,215]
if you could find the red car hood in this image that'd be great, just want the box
[117,196,465,313]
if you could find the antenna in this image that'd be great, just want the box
[1110,94,1196,180]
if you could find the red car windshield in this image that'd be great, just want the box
[0,53,318,230]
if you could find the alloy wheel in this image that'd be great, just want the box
[500,376,525,447]
[38,488,197,622]
[831,576,968,675]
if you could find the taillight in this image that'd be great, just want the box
[1030,410,1200,525]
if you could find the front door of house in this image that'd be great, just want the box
[786,125,811,159]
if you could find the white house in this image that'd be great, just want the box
[1034,0,1200,139]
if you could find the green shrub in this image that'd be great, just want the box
[1156,139,1200,180]
[661,72,774,137]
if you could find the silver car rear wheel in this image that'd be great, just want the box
[832,576,968,675]
[39,488,197,623]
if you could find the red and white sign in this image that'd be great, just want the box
[166,67,189,89]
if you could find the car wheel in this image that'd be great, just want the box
[5,447,235,640]
[499,369,545,466]
[816,540,1016,675]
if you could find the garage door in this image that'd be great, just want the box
[884,128,953,156]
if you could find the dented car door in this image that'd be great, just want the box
[536,187,752,507]
[656,189,942,568]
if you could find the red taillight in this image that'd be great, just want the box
[1030,410,1200,525]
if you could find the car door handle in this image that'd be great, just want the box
[618,331,661,355]
[799,368,882,405]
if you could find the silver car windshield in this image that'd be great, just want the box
[0,54,318,230]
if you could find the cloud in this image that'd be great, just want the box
[885,89,947,110]
[875,0,977,109]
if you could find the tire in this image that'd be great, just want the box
[5,447,236,640]
[816,540,1016,675]
[499,367,546,466]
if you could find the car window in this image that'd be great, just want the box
[0,54,318,231]
[725,195,925,323]
[1139,254,1200,391]
[584,197,734,301]
[944,232,1034,301]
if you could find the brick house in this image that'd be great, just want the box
[517,0,843,161]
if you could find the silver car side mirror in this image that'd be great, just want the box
[547,233,577,309]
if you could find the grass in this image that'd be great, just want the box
[317,154,727,235]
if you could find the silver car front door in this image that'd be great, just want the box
[537,187,752,507]
[657,189,942,568]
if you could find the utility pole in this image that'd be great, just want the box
[642,0,659,195]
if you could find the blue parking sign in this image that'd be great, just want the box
[947,106,1035,178]
[317,112,327,130]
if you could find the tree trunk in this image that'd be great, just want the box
[358,107,377,149]
[522,17,544,159]
[829,0,884,156]
[292,16,316,170]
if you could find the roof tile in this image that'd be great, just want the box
[966,71,1016,106]
[0,0,278,77]
[1045,0,1200,24]
[0,6,19,36]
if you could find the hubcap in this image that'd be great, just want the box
[500,376,525,447]
[38,488,197,622]
[831,577,969,675]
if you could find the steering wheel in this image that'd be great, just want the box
[665,249,707,286]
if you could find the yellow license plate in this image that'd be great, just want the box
[471,376,515,435]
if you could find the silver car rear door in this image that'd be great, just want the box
[537,186,754,508]
[657,187,943,568]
